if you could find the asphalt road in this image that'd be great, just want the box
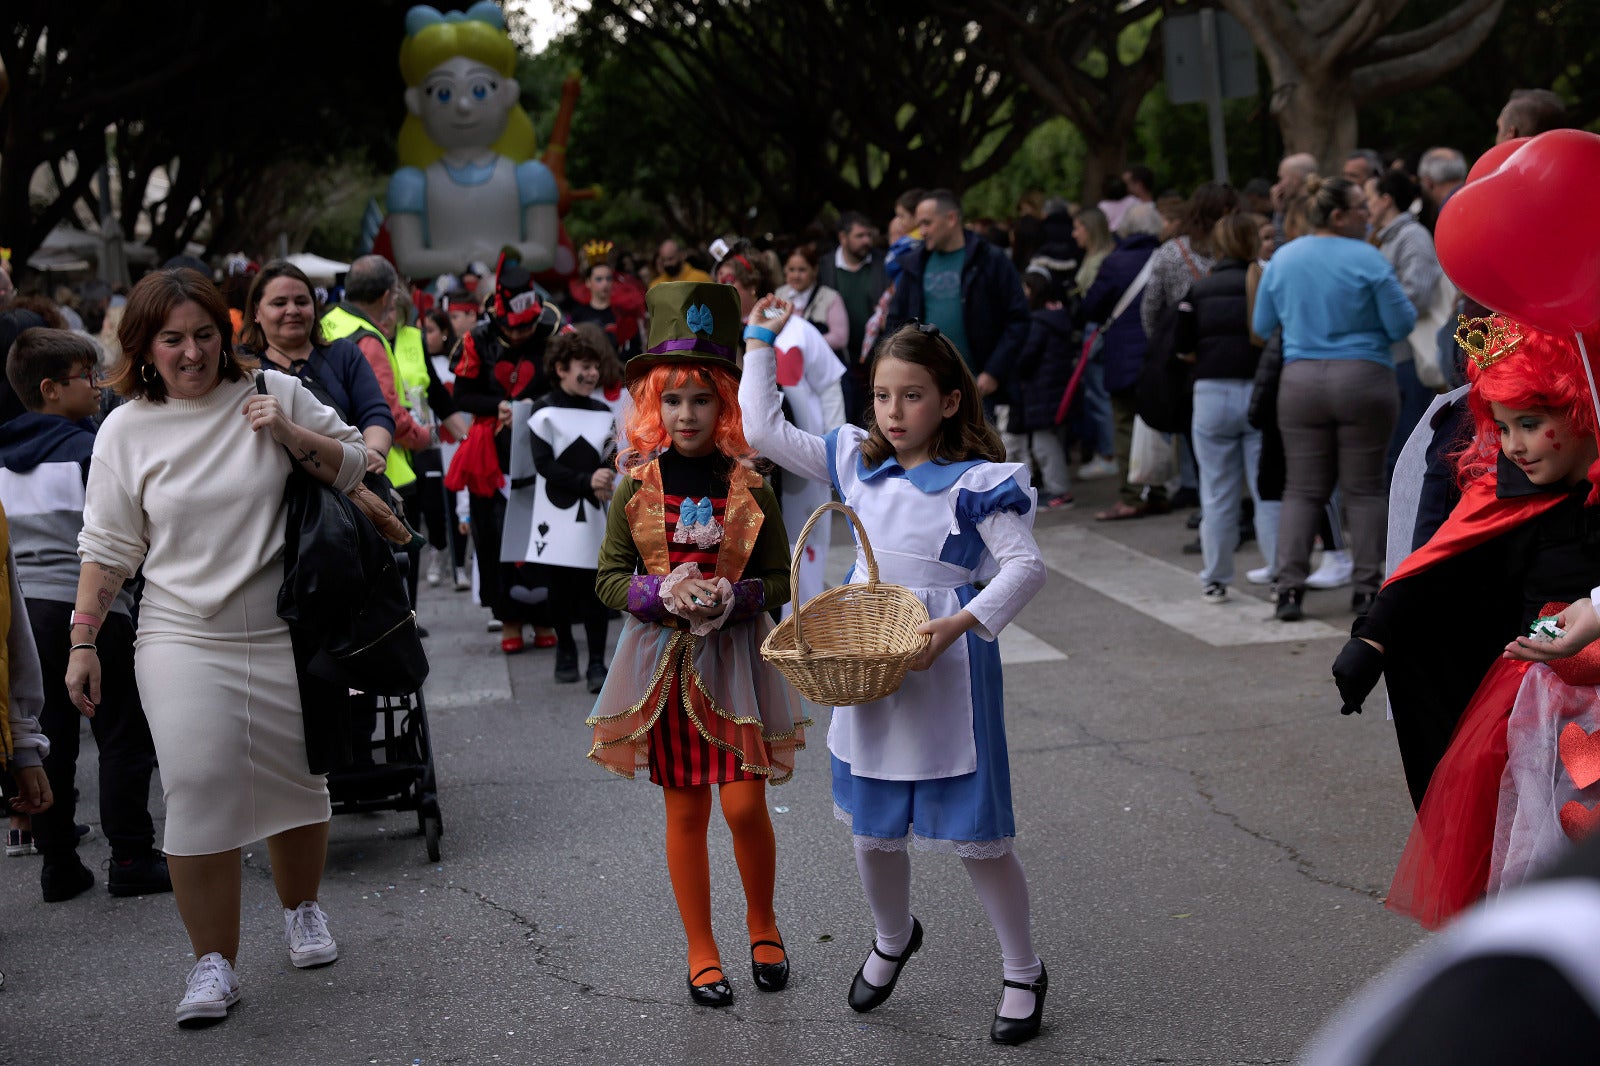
[0,476,1425,1065]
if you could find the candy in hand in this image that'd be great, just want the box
[1530,615,1566,642]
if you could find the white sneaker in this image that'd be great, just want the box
[176,952,240,1027]
[284,901,339,968]
[425,550,443,587]
[1202,582,1229,604]
[1077,456,1120,481]
[1246,566,1274,586]
[1306,549,1353,590]
[454,567,471,591]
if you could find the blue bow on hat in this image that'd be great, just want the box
[686,303,714,336]
[679,497,715,526]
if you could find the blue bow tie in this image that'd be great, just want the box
[680,497,714,526]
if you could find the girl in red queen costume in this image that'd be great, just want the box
[1333,316,1600,928]
[585,281,806,1007]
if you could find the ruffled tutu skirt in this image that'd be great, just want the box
[586,616,807,785]
[1388,659,1600,928]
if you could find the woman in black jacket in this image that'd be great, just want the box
[1175,213,1267,603]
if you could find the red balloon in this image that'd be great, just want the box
[1437,129,1600,334]
[1465,137,1528,183]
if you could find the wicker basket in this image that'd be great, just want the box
[760,501,929,705]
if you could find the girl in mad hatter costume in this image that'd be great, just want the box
[586,281,806,1008]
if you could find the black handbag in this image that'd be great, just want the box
[1135,302,1194,434]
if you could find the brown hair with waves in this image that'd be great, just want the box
[861,323,1005,468]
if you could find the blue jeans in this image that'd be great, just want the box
[1078,336,1116,457]
[1191,379,1265,586]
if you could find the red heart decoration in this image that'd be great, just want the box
[1465,137,1528,184]
[1437,129,1600,334]
[775,346,804,387]
[1559,722,1600,789]
[1560,799,1600,842]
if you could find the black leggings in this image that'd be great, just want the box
[546,567,608,662]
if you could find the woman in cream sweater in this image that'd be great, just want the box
[66,269,367,1027]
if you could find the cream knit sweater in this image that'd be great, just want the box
[79,373,365,620]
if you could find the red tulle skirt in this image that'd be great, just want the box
[1386,657,1530,929]
[444,417,504,497]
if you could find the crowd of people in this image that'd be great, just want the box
[3,80,1599,1055]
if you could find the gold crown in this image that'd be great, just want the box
[582,239,614,264]
[1454,314,1523,370]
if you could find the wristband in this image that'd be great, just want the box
[70,643,98,654]
[742,325,777,346]
[70,611,102,630]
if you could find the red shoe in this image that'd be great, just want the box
[532,634,558,649]
[501,635,525,654]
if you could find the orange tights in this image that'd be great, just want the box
[661,780,784,979]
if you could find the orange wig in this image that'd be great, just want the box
[1455,324,1599,485]
[618,362,756,472]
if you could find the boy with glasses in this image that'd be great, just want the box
[0,328,168,901]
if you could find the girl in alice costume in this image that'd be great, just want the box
[740,305,1051,1045]
[1334,317,1600,928]
[585,282,806,1008]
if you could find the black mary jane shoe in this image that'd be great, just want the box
[750,939,790,992]
[989,962,1048,1046]
[687,966,734,1008]
[847,917,923,1013]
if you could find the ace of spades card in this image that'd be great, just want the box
[503,401,616,568]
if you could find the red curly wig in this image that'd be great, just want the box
[618,362,757,472]
[1456,323,1600,485]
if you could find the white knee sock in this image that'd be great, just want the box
[855,845,914,986]
[963,851,1043,1019]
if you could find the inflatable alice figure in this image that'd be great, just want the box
[387,2,561,278]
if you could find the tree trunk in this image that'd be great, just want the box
[1080,140,1127,210]
[1272,76,1360,170]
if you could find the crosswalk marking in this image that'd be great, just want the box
[1034,525,1346,646]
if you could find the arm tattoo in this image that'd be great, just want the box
[294,448,323,470]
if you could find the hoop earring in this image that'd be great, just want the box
[220,349,232,370]
[139,362,157,384]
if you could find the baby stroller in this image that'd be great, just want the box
[325,553,445,862]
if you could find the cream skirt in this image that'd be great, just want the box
[135,564,329,855]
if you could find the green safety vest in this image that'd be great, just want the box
[320,305,417,488]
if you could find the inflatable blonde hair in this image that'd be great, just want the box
[397,2,537,168]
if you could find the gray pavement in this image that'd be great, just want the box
[0,477,1425,1065]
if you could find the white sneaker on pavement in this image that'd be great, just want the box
[1077,456,1120,481]
[1246,566,1274,586]
[425,549,443,587]
[284,900,339,968]
[176,952,240,1027]
[1306,549,1353,590]
[454,567,471,591]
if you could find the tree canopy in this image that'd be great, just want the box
[0,1,410,267]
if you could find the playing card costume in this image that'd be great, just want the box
[445,259,561,636]
[1335,318,1600,928]
[584,281,806,1005]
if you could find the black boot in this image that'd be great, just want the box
[586,660,608,694]
[41,853,94,903]
[554,644,580,683]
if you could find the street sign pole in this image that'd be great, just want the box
[1163,10,1256,185]
[1198,8,1229,184]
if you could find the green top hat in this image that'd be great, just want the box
[626,281,743,382]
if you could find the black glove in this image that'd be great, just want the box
[1332,638,1384,715]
